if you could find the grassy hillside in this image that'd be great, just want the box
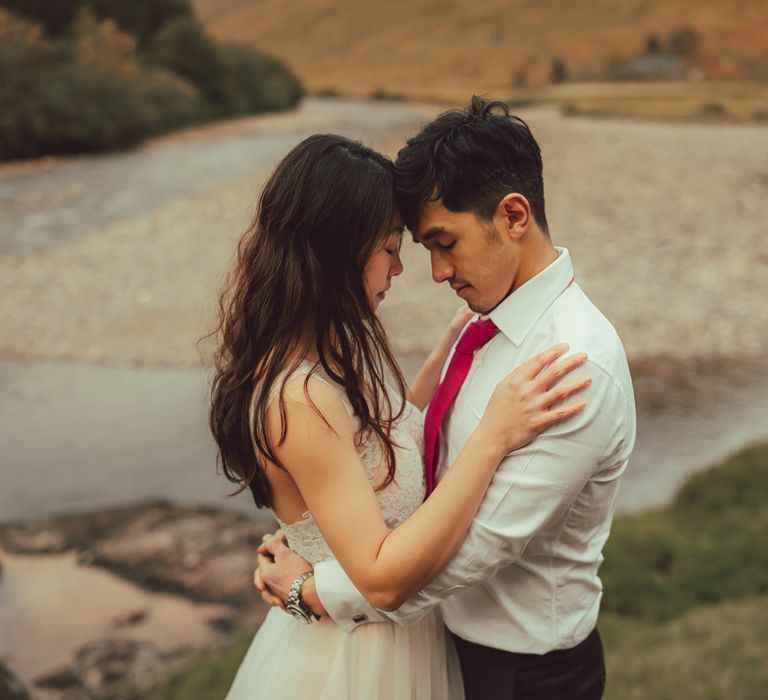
[191,0,768,99]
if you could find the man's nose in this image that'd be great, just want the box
[431,252,453,284]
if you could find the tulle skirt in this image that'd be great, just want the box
[225,606,464,699]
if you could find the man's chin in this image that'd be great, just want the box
[467,300,490,314]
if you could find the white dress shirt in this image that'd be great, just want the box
[314,247,636,654]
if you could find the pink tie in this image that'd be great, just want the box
[423,318,500,496]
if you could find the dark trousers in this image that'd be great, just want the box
[451,628,606,700]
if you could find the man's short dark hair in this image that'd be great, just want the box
[394,95,549,234]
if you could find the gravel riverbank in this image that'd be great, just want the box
[1,101,766,374]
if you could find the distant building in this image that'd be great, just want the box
[609,54,689,81]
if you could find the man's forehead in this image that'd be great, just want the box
[410,224,447,244]
[409,202,478,242]
[408,199,451,241]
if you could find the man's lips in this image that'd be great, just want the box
[451,283,470,296]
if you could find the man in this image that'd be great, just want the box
[256,96,636,699]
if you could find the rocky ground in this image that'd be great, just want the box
[1,106,766,374]
[0,504,276,699]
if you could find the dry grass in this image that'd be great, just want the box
[191,0,768,96]
[548,80,768,121]
[602,598,768,700]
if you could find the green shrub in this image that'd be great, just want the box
[147,628,255,700]
[0,0,82,35]
[601,442,768,621]
[136,68,211,133]
[0,0,192,43]
[0,6,303,160]
[216,43,303,114]
[148,15,229,109]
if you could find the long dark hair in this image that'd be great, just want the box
[209,134,407,508]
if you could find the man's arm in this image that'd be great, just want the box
[258,360,631,629]
[283,361,632,630]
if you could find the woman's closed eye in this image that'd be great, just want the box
[385,238,403,255]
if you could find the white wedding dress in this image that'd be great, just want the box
[225,362,464,699]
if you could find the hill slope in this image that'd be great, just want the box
[192,0,768,97]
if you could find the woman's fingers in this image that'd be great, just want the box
[538,374,592,410]
[534,352,589,390]
[534,399,588,431]
[518,343,570,380]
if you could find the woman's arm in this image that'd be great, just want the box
[407,308,474,410]
[271,344,589,612]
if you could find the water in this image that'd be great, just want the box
[1,96,765,520]
[0,550,233,685]
[0,98,438,255]
[2,358,767,524]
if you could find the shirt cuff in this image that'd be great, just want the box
[314,559,386,632]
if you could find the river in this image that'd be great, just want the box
[1,97,766,525]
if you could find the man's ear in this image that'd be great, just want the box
[496,193,531,239]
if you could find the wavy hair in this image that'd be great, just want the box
[209,134,407,508]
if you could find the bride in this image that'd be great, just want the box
[208,133,589,699]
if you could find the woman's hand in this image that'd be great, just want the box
[478,344,591,455]
[442,306,475,348]
[409,306,476,410]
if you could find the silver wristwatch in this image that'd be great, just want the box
[286,571,319,624]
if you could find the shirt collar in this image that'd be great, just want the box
[486,246,574,347]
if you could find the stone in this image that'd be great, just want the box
[0,661,30,700]
[34,666,81,689]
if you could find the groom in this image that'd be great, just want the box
[256,96,636,699]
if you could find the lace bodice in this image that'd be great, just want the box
[268,363,426,565]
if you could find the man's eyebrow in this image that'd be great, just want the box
[413,226,445,243]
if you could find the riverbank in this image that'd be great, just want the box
[3,442,760,699]
[0,503,275,698]
[1,100,766,365]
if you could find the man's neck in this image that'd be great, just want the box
[511,236,557,292]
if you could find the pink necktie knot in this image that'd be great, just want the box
[454,319,499,356]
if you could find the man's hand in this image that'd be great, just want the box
[254,530,326,617]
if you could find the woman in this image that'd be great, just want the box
[209,134,589,699]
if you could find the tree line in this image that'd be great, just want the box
[0,0,303,160]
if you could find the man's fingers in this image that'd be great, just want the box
[257,559,287,608]
[259,529,287,551]
[260,587,286,608]
[254,567,265,591]
[261,537,291,558]
[257,550,273,570]
[258,559,288,609]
